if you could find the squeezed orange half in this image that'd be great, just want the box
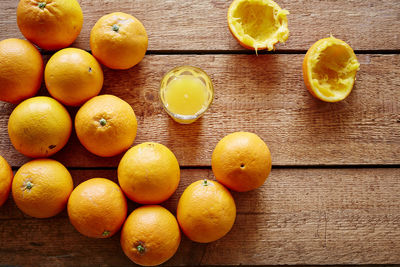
[303,36,360,102]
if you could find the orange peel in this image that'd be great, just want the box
[303,36,360,102]
[227,0,289,51]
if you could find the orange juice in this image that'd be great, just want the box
[160,66,214,124]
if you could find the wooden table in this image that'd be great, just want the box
[1,0,399,266]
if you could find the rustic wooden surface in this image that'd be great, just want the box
[0,0,399,266]
[1,168,399,266]
[0,54,399,167]
[1,0,400,51]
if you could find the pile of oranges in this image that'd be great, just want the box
[0,0,360,265]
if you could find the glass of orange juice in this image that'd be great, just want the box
[159,65,214,124]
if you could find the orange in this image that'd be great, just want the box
[0,155,13,207]
[177,179,236,243]
[75,94,137,157]
[118,142,180,204]
[45,48,103,106]
[0,38,43,104]
[227,0,289,52]
[8,96,72,158]
[67,178,127,238]
[17,0,83,50]
[121,205,181,266]
[303,36,360,102]
[211,132,271,192]
[12,159,73,218]
[90,12,148,70]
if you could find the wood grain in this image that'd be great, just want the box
[1,54,399,167]
[1,168,399,265]
[1,0,399,266]
[0,0,399,51]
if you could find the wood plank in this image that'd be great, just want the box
[1,168,399,265]
[1,54,399,167]
[0,0,399,51]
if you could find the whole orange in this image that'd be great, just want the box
[0,155,13,207]
[67,178,127,238]
[121,205,181,266]
[12,159,73,218]
[75,94,137,157]
[212,132,272,192]
[90,12,148,70]
[118,142,180,204]
[0,38,43,104]
[177,179,236,243]
[45,48,103,106]
[17,0,83,50]
[303,36,360,102]
[8,96,72,158]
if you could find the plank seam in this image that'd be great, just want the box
[147,49,400,55]
[37,49,400,56]
[11,164,400,171]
